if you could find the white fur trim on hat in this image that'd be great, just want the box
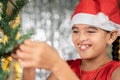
[71,12,120,36]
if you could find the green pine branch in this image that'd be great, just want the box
[7,0,29,22]
[0,0,34,59]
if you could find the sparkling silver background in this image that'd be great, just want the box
[21,0,79,79]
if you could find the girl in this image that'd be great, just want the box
[12,0,120,80]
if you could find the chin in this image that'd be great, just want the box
[80,55,93,60]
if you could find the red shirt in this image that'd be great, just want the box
[67,59,120,80]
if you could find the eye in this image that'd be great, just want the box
[86,27,98,34]
[87,30,96,33]
[72,29,79,33]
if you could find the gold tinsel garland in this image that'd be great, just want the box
[0,0,24,80]
[1,15,22,80]
[0,0,33,79]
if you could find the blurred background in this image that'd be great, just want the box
[21,0,79,79]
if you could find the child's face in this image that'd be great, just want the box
[72,24,113,59]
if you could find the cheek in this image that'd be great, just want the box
[72,35,78,45]
[92,37,107,50]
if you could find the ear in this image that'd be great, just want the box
[107,30,118,45]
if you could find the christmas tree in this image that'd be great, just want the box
[0,0,34,80]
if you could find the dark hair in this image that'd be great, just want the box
[112,36,120,61]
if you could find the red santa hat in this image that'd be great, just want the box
[71,0,120,35]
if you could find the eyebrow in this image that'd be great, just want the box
[72,26,78,30]
[87,26,98,30]
[72,25,98,30]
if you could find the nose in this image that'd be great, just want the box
[78,32,88,42]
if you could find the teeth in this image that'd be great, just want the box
[81,45,86,49]
[79,44,90,49]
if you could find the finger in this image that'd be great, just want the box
[16,50,35,68]
[24,39,35,46]
[11,45,20,54]
[18,59,35,68]
[15,47,37,68]
[16,50,32,60]
[19,44,33,53]
[24,39,40,47]
[11,53,19,60]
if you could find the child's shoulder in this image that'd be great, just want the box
[108,60,120,67]
[100,60,120,70]
[110,60,120,70]
[107,61,120,80]
[101,60,120,75]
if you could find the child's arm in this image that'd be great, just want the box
[111,67,120,80]
[46,59,79,80]
[47,59,79,80]
[22,68,35,80]
[14,39,79,80]
[47,73,58,80]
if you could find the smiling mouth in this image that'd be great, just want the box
[78,44,91,50]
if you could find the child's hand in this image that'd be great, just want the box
[12,39,62,71]
[11,45,20,60]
